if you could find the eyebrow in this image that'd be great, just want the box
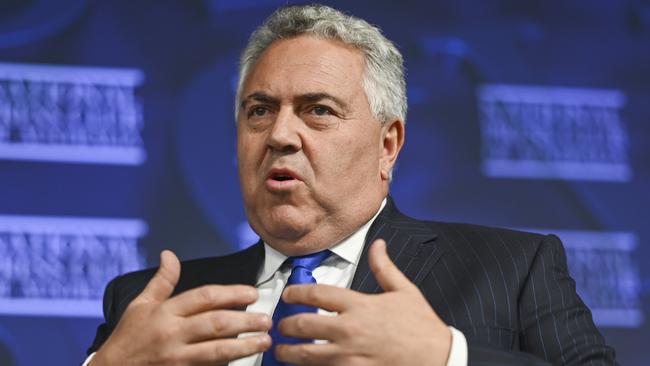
[296,92,350,113]
[240,92,280,109]
[239,91,350,113]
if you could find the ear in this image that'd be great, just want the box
[379,119,405,181]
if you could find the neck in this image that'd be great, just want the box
[266,197,387,256]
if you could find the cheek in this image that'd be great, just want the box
[237,131,263,165]
[237,136,261,188]
[318,136,379,180]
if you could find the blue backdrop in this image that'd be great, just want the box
[0,0,648,365]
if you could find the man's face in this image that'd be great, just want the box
[237,35,403,255]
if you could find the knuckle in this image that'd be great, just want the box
[296,345,315,363]
[198,286,219,305]
[158,349,181,365]
[341,319,363,338]
[250,314,266,329]
[155,323,177,343]
[210,313,229,335]
[294,315,309,333]
[210,344,231,362]
[249,336,268,353]
[151,305,168,319]
[305,287,322,303]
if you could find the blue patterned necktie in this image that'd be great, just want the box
[262,250,332,366]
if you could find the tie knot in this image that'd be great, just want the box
[287,250,331,272]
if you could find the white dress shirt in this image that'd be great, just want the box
[230,199,467,366]
[84,199,467,366]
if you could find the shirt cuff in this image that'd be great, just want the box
[82,352,96,366]
[446,326,468,366]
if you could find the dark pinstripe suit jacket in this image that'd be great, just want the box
[88,197,617,365]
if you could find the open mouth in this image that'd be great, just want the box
[272,174,294,181]
[267,168,301,186]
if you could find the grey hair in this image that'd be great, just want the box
[235,3,407,124]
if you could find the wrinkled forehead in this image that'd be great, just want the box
[241,35,367,99]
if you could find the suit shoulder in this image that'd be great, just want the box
[382,200,546,246]
[420,219,554,257]
[109,252,229,290]
[108,244,262,308]
[431,221,545,240]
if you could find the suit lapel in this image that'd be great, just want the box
[182,197,443,294]
[351,197,445,294]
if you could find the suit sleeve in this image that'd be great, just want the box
[514,234,616,365]
[85,266,155,359]
[86,275,121,356]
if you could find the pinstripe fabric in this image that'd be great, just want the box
[87,197,616,365]
[351,197,616,365]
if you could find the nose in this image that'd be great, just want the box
[267,107,302,153]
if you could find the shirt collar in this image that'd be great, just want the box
[256,198,387,286]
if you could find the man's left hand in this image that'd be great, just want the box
[276,239,452,366]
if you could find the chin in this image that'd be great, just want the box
[270,202,312,223]
[259,226,318,256]
[265,216,310,240]
[270,241,319,256]
[255,210,318,246]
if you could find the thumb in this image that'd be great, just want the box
[368,239,413,292]
[137,250,181,303]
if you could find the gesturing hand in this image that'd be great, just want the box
[275,239,452,366]
[92,250,272,366]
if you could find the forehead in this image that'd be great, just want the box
[242,35,366,98]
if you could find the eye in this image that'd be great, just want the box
[249,106,268,117]
[311,106,331,116]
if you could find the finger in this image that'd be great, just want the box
[137,250,180,303]
[276,342,340,366]
[179,334,271,365]
[182,310,272,343]
[279,313,342,341]
[165,284,258,316]
[368,239,413,292]
[282,284,360,312]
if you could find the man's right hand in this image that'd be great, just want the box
[91,250,272,366]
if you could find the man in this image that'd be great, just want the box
[85,4,616,366]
